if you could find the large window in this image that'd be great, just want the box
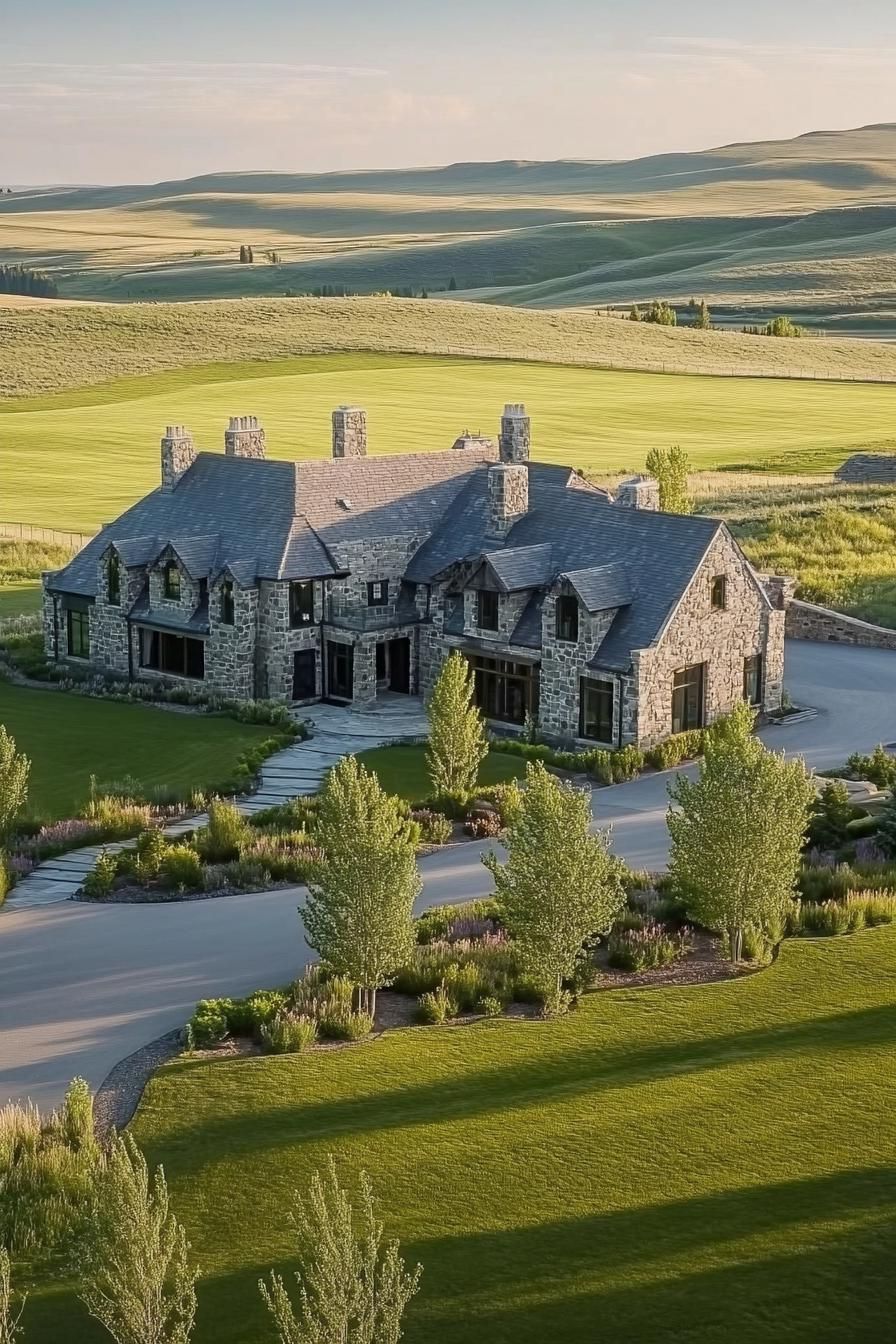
[478,590,499,631]
[289,581,314,627]
[367,580,388,607]
[66,608,90,659]
[470,654,537,725]
[671,663,705,734]
[107,552,120,605]
[580,677,614,743]
[743,653,763,706]
[163,562,181,601]
[220,579,235,625]
[556,594,579,643]
[139,628,205,679]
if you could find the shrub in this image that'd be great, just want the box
[847,890,896,926]
[135,827,167,880]
[464,811,502,839]
[410,809,453,845]
[442,960,485,1011]
[196,798,250,862]
[415,984,457,1024]
[607,919,691,971]
[611,745,646,783]
[83,791,153,837]
[159,844,204,891]
[227,989,289,1036]
[800,900,852,936]
[239,834,323,883]
[740,924,771,962]
[587,749,615,785]
[189,998,232,1045]
[846,744,896,789]
[203,858,269,892]
[81,848,119,899]
[414,899,502,944]
[806,780,862,851]
[845,813,879,839]
[0,851,8,906]
[259,1012,318,1054]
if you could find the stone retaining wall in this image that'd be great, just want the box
[785,600,896,650]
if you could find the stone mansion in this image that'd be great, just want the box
[42,404,784,747]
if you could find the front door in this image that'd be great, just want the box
[326,640,354,701]
[292,649,316,701]
[388,637,411,694]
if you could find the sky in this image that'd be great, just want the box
[2,0,896,183]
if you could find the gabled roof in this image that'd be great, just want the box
[510,593,544,648]
[481,544,553,592]
[562,563,633,612]
[128,590,210,635]
[276,520,342,581]
[164,534,220,580]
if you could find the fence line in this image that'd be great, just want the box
[0,520,96,549]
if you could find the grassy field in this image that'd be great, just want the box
[22,925,896,1343]
[0,682,270,818]
[357,743,524,800]
[4,349,896,530]
[3,124,896,326]
[0,538,75,618]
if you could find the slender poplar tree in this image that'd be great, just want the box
[302,756,419,1016]
[425,651,488,802]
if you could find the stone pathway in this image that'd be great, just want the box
[6,697,429,910]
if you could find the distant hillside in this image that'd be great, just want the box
[2,124,895,326]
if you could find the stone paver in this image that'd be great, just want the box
[6,699,428,911]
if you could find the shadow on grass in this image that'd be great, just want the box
[23,1164,896,1344]
[166,999,896,1168]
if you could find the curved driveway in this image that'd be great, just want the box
[2,640,894,1111]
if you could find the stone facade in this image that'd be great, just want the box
[499,404,530,464]
[486,464,528,540]
[538,584,619,742]
[160,427,197,491]
[332,407,367,459]
[785,599,896,650]
[633,531,784,746]
[615,476,660,511]
[224,416,266,459]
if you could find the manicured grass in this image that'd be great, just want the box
[3,349,896,529]
[0,681,271,819]
[356,743,525,801]
[22,926,896,1343]
[0,581,41,617]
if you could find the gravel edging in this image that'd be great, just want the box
[94,1029,183,1138]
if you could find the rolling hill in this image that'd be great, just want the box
[3,125,896,326]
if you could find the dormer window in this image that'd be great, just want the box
[107,551,120,605]
[163,561,180,600]
[478,590,499,631]
[556,594,579,642]
[220,579,235,625]
[290,580,314,627]
[711,575,727,611]
[367,580,388,607]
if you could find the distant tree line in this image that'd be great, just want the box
[742,315,804,339]
[627,297,713,329]
[0,264,58,298]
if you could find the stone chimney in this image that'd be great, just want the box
[615,475,660,511]
[332,406,367,458]
[486,463,528,540]
[499,403,530,464]
[160,425,196,492]
[224,415,266,459]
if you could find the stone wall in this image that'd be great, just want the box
[255,579,324,702]
[463,587,529,641]
[91,556,145,676]
[785,600,896,650]
[539,585,618,742]
[205,579,258,698]
[326,534,426,626]
[634,530,783,746]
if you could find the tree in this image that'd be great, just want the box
[628,304,642,322]
[764,314,802,338]
[667,703,814,961]
[302,756,419,1016]
[693,299,712,329]
[0,726,30,840]
[78,1132,197,1344]
[644,444,692,514]
[447,275,458,291]
[644,299,677,326]
[259,1156,421,1344]
[425,651,488,802]
[483,761,625,1013]
[873,788,896,858]
[0,1250,24,1344]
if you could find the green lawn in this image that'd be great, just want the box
[0,682,271,819]
[3,351,896,529]
[357,743,524,801]
[0,581,41,617]
[23,927,896,1343]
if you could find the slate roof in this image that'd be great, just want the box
[562,563,633,612]
[481,544,554,592]
[406,463,726,671]
[128,592,210,635]
[47,446,495,598]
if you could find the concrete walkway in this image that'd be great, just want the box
[2,640,895,1111]
[7,697,430,910]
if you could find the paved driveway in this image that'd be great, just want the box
[2,639,894,1112]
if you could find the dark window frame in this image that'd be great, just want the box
[289,580,314,628]
[478,589,499,631]
[107,551,120,606]
[671,663,706,734]
[367,579,389,608]
[163,561,181,601]
[66,608,90,659]
[579,677,615,743]
[220,579,235,625]
[710,574,727,611]
[743,653,763,706]
[556,594,579,643]
[139,628,205,680]
[469,653,537,726]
